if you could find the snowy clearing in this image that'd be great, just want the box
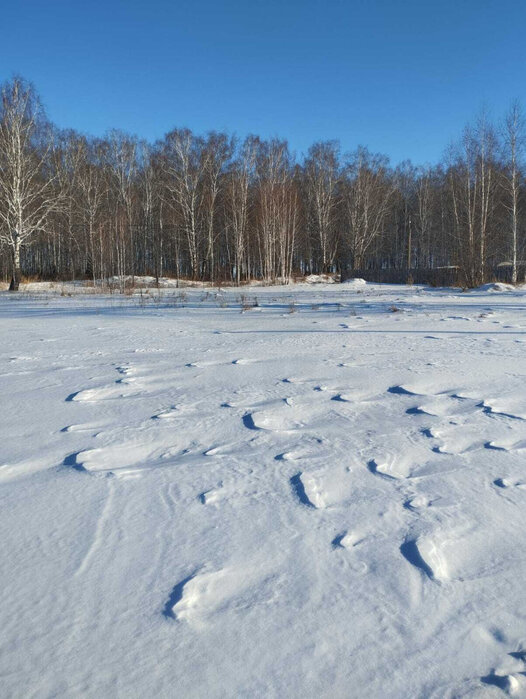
[2,281,526,698]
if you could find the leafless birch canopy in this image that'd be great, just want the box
[1,77,525,288]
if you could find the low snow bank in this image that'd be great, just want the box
[474,282,515,292]
[341,277,367,288]
[304,274,336,284]
[105,275,182,288]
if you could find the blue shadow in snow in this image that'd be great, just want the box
[331,533,346,549]
[400,539,434,580]
[242,412,259,430]
[290,473,315,508]
[480,674,512,691]
[162,573,196,620]
[62,452,87,472]
[387,385,416,395]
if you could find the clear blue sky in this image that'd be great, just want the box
[2,0,525,165]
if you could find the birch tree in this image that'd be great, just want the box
[343,147,394,269]
[502,101,524,283]
[254,139,297,281]
[161,129,207,279]
[75,138,108,283]
[199,132,232,281]
[226,136,257,283]
[304,141,340,272]
[475,112,498,283]
[0,77,60,290]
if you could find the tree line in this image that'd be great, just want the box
[1,76,525,290]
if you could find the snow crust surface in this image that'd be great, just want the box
[2,282,526,697]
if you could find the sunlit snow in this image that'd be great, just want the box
[2,280,526,697]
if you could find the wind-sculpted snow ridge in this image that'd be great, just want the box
[164,566,279,626]
[3,282,526,697]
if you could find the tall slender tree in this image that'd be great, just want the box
[502,101,524,283]
[0,77,61,290]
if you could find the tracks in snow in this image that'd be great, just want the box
[74,480,115,577]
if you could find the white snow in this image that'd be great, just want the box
[475,282,516,293]
[340,276,367,287]
[304,273,337,284]
[2,281,526,697]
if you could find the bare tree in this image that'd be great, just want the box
[413,166,434,267]
[200,132,233,281]
[502,101,525,283]
[225,136,257,284]
[343,147,394,269]
[161,129,207,279]
[447,114,499,286]
[304,141,340,272]
[475,111,498,282]
[74,137,109,284]
[2,75,526,289]
[0,77,61,289]
[254,139,297,281]
[107,131,139,287]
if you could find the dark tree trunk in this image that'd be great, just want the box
[9,242,21,291]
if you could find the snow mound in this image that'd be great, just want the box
[304,274,336,284]
[475,282,515,292]
[341,277,367,288]
[105,275,183,288]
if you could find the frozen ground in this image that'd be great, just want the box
[2,281,526,698]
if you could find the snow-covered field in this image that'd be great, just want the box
[2,281,526,698]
